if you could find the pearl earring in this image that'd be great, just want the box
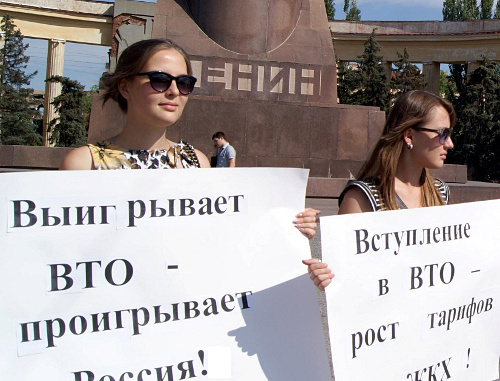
[407,142,413,150]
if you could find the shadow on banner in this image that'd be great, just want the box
[228,274,331,380]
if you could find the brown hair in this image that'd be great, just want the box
[212,131,226,139]
[357,90,456,210]
[101,39,193,112]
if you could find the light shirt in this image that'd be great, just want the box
[216,143,236,167]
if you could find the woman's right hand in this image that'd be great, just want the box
[302,258,334,291]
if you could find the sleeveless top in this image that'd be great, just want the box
[88,140,200,170]
[338,178,450,211]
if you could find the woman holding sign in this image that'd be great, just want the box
[59,38,319,237]
[304,90,456,289]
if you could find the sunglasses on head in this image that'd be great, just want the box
[137,71,197,95]
[412,126,452,145]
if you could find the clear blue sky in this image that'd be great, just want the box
[25,0,445,91]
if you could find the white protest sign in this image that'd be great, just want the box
[321,200,500,381]
[0,168,331,381]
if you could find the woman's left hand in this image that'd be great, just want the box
[294,208,320,239]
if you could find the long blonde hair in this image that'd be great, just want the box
[357,90,456,210]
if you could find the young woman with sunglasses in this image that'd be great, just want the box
[59,38,319,237]
[304,90,456,290]
[59,39,210,170]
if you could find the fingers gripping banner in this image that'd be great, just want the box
[321,200,500,381]
[0,169,331,381]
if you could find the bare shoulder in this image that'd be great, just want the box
[195,149,211,168]
[59,146,94,170]
[338,187,373,214]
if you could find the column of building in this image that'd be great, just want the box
[384,61,392,83]
[467,61,480,74]
[42,38,65,147]
[422,62,440,95]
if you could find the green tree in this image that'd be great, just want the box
[443,0,481,20]
[344,0,361,21]
[448,59,500,181]
[480,0,494,19]
[83,84,99,117]
[439,69,458,98]
[441,0,499,181]
[324,0,335,20]
[443,0,493,98]
[461,0,480,19]
[442,0,460,20]
[356,30,389,111]
[495,0,500,17]
[336,60,361,105]
[47,76,89,147]
[0,15,41,145]
[390,47,426,100]
[337,30,390,111]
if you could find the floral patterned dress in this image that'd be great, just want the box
[88,140,201,170]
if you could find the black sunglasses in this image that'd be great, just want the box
[137,71,197,95]
[412,126,452,145]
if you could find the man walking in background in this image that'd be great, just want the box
[212,131,236,167]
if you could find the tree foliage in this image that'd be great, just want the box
[0,15,41,145]
[443,0,495,20]
[443,0,493,98]
[440,1,500,181]
[344,0,361,21]
[480,0,494,19]
[495,0,500,18]
[448,59,500,181]
[390,48,426,100]
[442,0,460,20]
[337,30,390,111]
[324,0,336,20]
[440,69,458,99]
[443,0,481,21]
[357,31,389,110]
[337,61,361,105]
[337,34,432,116]
[47,76,89,147]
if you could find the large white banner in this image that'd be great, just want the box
[321,200,500,380]
[0,168,331,381]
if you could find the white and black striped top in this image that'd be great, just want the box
[338,178,450,212]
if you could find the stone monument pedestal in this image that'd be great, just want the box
[89,0,386,178]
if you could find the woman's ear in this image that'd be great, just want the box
[403,128,413,146]
[118,79,130,100]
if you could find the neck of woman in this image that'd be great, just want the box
[113,119,175,151]
[396,151,424,187]
[394,155,426,208]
